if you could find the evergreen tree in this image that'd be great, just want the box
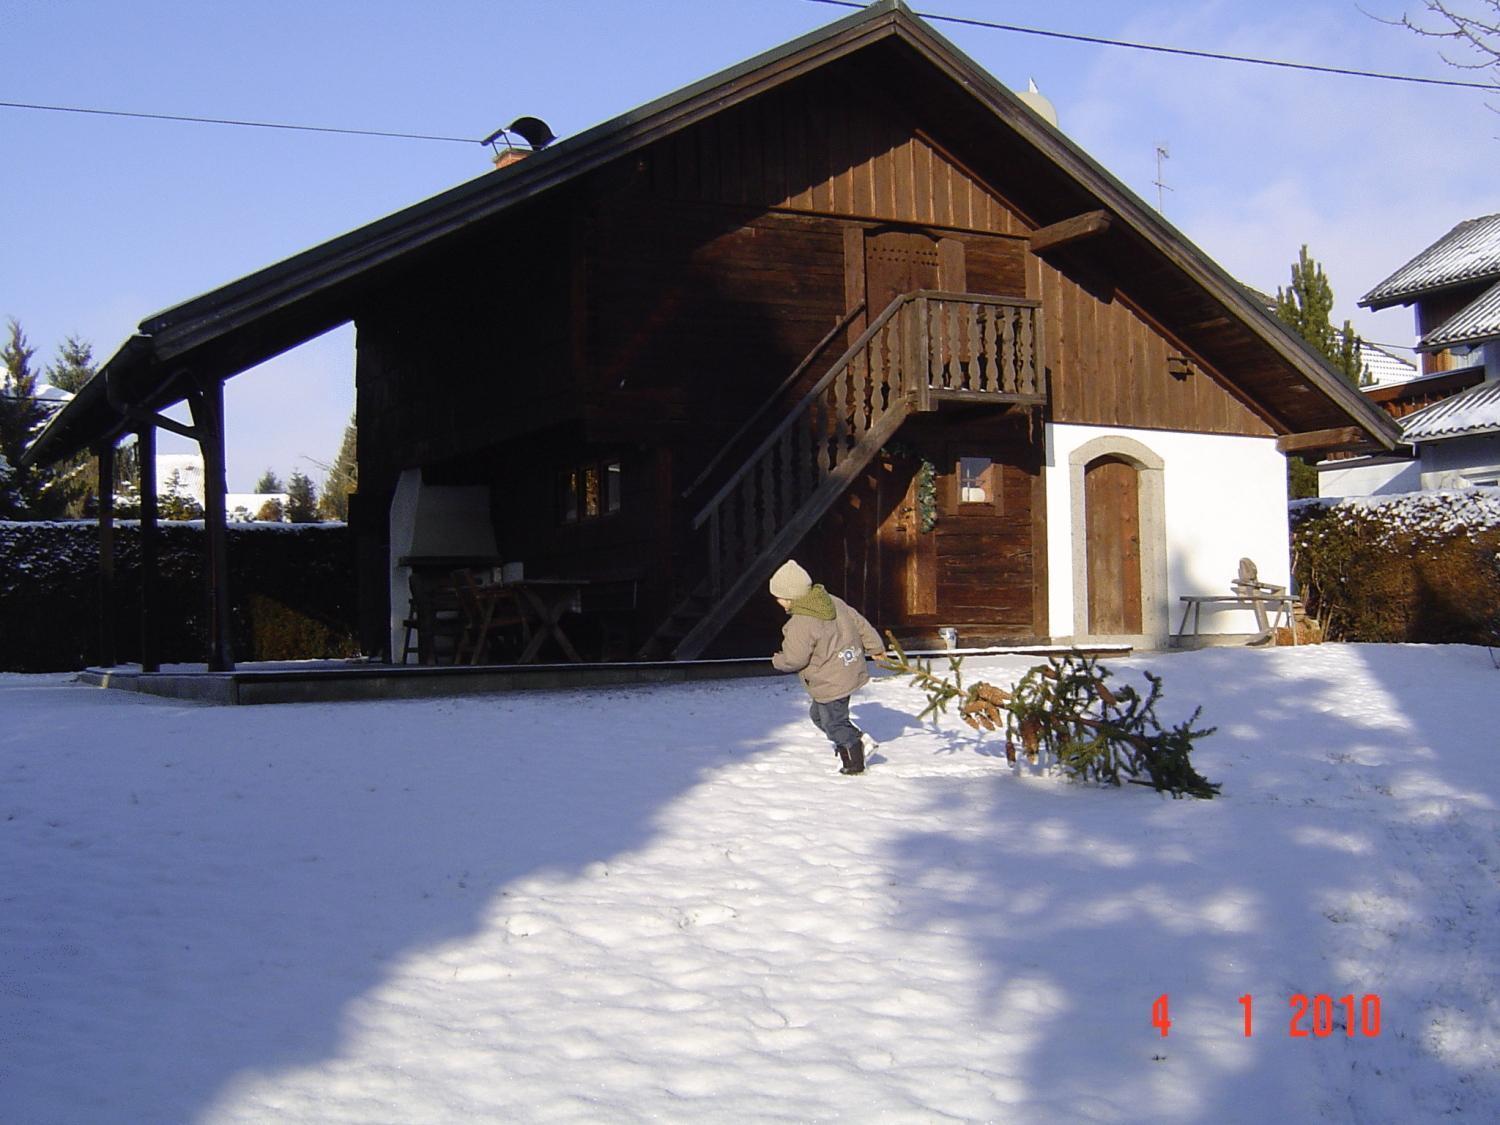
[255,468,283,494]
[286,469,318,523]
[46,335,96,393]
[0,319,64,517]
[1275,246,1365,387]
[1274,247,1366,499]
[316,414,357,521]
[42,334,107,515]
[158,468,204,521]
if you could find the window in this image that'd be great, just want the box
[558,458,623,524]
[958,457,993,504]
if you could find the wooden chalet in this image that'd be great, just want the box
[24,1,1400,671]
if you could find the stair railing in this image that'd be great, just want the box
[693,294,915,597]
[681,300,866,503]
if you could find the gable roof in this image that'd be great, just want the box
[24,0,1399,469]
[1361,212,1500,311]
[1417,278,1500,353]
[1400,377,1500,443]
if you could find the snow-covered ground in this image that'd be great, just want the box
[2,644,1497,1123]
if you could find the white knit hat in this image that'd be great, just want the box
[769,559,813,600]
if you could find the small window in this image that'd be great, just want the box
[958,457,992,504]
[583,465,601,519]
[604,460,623,514]
[558,468,579,524]
[558,458,624,524]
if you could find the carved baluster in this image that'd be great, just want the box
[999,304,1017,394]
[982,303,999,392]
[954,300,966,393]
[850,348,870,440]
[759,446,777,547]
[827,364,848,471]
[737,476,757,571]
[928,299,943,395]
[1019,307,1036,394]
[867,327,886,416]
[779,422,797,522]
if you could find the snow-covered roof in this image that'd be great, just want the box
[1362,212,1500,309]
[33,382,75,405]
[1418,278,1500,352]
[1399,377,1500,443]
[1360,341,1419,386]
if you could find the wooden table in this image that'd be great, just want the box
[504,579,591,664]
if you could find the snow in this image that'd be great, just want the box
[1292,489,1500,541]
[2,644,1498,1123]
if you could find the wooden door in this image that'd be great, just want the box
[933,447,1031,627]
[864,230,960,316]
[875,435,1035,635]
[1084,456,1142,634]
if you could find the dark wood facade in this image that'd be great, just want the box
[29,2,1399,671]
[349,58,1279,657]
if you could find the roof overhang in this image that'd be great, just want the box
[23,0,1399,468]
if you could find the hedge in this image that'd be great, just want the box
[0,520,359,672]
[1291,491,1500,645]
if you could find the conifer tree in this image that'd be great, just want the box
[1274,247,1366,499]
[316,415,357,521]
[46,335,96,393]
[286,469,318,523]
[255,468,283,494]
[1275,246,1365,387]
[0,319,64,517]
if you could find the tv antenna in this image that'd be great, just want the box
[1153,143,1173,213]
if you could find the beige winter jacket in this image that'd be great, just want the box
[771,586,885,703]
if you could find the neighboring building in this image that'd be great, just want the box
[24,0,1398,667]
[1359,341,1420,388]
[157,452,206,502]
[152,451,288,519]
[1321,213,1500,497]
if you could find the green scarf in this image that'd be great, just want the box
[787,583,836,621]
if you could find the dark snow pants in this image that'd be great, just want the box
[809,696,861,751]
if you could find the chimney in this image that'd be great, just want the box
[482,116,557,171]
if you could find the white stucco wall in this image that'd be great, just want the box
[1318,456,1422,498]
[1045,423,1291,645]
[1418,434,1500,489]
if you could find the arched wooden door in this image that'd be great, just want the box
[1084,455,1142,635]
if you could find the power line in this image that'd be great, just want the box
[0,99,481,145]
[803,0,1499,91]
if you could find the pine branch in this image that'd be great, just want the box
[880,636,1220,798]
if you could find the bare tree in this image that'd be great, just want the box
[1378,2,1500,107]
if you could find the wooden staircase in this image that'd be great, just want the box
[638,291,1045,661]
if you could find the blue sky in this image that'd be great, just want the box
[3,0,1494,490]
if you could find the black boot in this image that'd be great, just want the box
[840,738,866,775]
[836,746,851,772]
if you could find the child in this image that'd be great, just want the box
[768,559,885,775]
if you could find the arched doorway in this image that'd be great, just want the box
[1067,435,1168,645]
[1083,455,1142,635]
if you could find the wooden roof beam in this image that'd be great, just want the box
[1277,426,1389,456]
[1029,210,1111,255]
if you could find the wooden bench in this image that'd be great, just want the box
[1176,558,1302,646]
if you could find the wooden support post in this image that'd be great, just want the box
[96,442,117,668]
[188,377,235,671]
[137,424,160,672]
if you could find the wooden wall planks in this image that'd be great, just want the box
[646,68,1018,234]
